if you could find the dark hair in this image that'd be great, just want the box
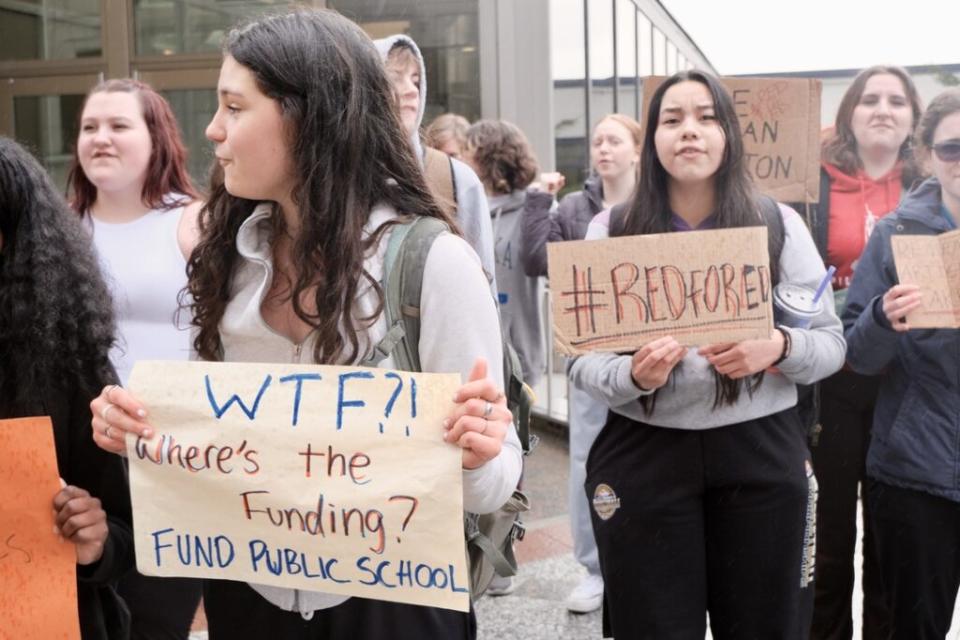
[616,70,776,411]
[821,65,923,182]
[465,120,539,195]
[915,87,960,151]
[67,78,200,215]
[0,137,115,414]
[188,9,453,364]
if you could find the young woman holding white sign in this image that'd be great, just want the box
[569,70,845,638]
[89,9,521,639]
[842,88,960,640]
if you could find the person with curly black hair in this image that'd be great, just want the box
[0,136,133,639]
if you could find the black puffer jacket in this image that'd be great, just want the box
[520,175,604,277]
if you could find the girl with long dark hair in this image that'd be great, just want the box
[799,65,922,640]
[569,71,845,638]
[67,78,204,640]
[90,9,520,639]
[0,136,133,639]
[842,87,960,640]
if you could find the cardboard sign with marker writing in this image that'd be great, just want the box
[127,360,470,612]
[0,417,81,640]
[547,227,774,354]
[642,76,822,203]
[892,229,960,328]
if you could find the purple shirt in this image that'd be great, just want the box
[670,212,717,232]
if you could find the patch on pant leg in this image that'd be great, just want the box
[800,459,818,588]
[592,483,621,521]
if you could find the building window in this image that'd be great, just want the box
[652,27,665,75]
[551,0,588,193]
[588,0,614,121]
[616,0,637,118]
[638,11,652,77]
[133,0,290,57]
[1,0,101,61]
[330,0,481,123]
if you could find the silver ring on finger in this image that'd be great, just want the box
[105,384,120,402]
[105,425,114,440]
[100,403,116,422]
[482,400,493,419]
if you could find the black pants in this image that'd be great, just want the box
[586,408,815,640]
[118,572,202,640]
[810,370,889,640]
[868,480,960,640]
[202,579,476,640]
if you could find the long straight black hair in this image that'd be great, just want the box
[614,70,778,410]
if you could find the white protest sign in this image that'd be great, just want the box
[127,360,469,612]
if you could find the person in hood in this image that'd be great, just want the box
[519,112,641,614]
[0,136,134,640]
[792,65,923,640]
[90,10,521,639]
[842,87,960,640]
[374,34,497,293]
[463,119,545,388]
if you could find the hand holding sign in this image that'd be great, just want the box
[881,284,923,332]
[699,330,786,379]
[53,485,109,566]
[91,383,151,456]
[444,357,512,470]
[630,336,687,391]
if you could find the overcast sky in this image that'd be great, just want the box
[659,0,960,75]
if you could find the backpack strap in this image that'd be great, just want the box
[423,147,457,218]
[363,216,449,370]
[758,195,785,287]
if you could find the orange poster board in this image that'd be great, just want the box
[0,417,80,640]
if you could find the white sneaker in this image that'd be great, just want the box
[565,573,603,613]
[485,574,517,596]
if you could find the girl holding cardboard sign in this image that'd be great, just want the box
[569,70,845,638]
[842,88,960,640]
[90,9,521,639]
[0,136,133,639]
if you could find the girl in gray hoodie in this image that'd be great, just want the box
[571,71,845,639]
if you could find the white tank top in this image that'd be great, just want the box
[90,198,192,385]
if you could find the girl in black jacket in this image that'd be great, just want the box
[0,136,134,639]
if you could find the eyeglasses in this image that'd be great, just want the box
[932,139,960,163]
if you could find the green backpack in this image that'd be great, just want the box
[363,215,535,600]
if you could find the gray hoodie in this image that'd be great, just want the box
[490,190,545,386]
[373,34,497,292]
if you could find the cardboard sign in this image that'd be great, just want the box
[892,229,960,328]
[127,361,470,612]
[547,227,774,354]
[0,417,81,640]
[642,76,822,203]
